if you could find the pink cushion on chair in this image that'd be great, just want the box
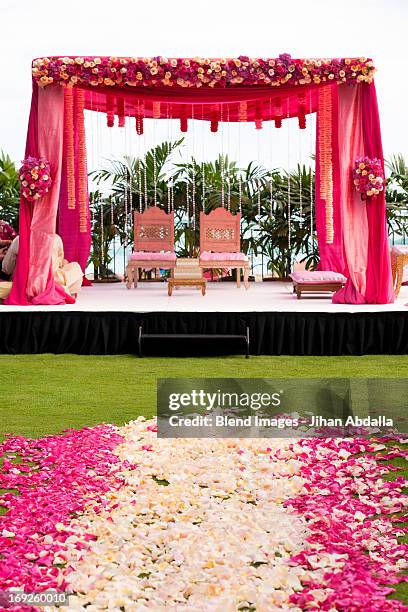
[200,251,248,261]
[290,271,347,284]
[130,251,176,262]
[392,245,408,255]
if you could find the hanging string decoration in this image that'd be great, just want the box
[191,106,196,229]
[269,98,274,219]
[137,158,143,212]
[309,91,314,239]
[110,195,114,225]
[192,161,196,230]
[257,179,261,217]
[220,154,225,208]
[100,198,104,266]
[64,87,76,209]
[144,152,148,207]
[167,179,171,213]
[287,100,292,252]
[201,161,206,212]
[238,172,242,213]
[153,146,157,206]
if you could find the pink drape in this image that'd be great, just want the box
[332,83,393,304]
[5,83,74,305]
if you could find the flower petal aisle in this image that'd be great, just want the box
[0,419,407,611]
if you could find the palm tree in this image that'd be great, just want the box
[0,151,20,230]
[385,154,408,244]
[256,164,317,277]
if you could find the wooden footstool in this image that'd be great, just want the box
[290,271,347,299]
[168,278,206,296]
[168,258,206,296]
[391,245,408,297]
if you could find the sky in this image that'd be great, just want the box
[1,0,407,173]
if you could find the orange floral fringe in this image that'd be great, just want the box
[317,87,334,244]
[75,89,88,233]
[64,87,76,210]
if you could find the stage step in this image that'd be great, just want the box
[138,326,250,358]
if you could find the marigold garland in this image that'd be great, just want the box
[75,89,88,233]
[32,55,376,90]
[63,87,75,209]
[317,87,334,244]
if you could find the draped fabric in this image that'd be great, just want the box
[332,83,394,304]
[1,310,407,355]
[6,76,393,305]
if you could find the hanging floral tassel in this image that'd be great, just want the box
[135,115,143,135]
[239,101,247,122]
[210,107,219,133]
[106,94,115,127]
[152,101,161,119]
[255,100,263,130]
[298,94,306,129]
[117,97,125,127]
[274,97,282,129]
[180,107,188,133]
[75,89,88,233]
[64,86,76,209]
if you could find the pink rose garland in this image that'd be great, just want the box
[19,157,52,202]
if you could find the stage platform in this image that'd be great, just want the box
[1,282,408,355]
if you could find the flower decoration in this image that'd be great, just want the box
[31,55,376,89]
[19,156,52,202]
[353,156,384,200]
[1,418,406,609]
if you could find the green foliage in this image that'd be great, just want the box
[385,154,408,243]
[89,146,408,278]
[0,151,20,230]
[90,142,318,276]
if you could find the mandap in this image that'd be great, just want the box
[5,54,394,306]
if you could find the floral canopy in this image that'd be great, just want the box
[5,55,393,305]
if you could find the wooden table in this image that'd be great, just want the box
[168,277,206,296]
[292,280,344,299]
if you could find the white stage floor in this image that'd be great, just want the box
[1,281,407,313]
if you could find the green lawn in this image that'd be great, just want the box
[0,353,408,437]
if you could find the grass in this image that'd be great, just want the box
[1,353,408,437]
[0,353,406,603]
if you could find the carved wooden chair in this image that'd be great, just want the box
[199,208,249,289]
[126,207,176,288]
[391,245,408,297]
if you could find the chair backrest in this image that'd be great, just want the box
[134,207,174,252]
[200,208,241,253]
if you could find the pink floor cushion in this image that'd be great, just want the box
[130,251,176,262]
[290,270,347,284]
[200,251,248,261]
[392,245,408,255]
